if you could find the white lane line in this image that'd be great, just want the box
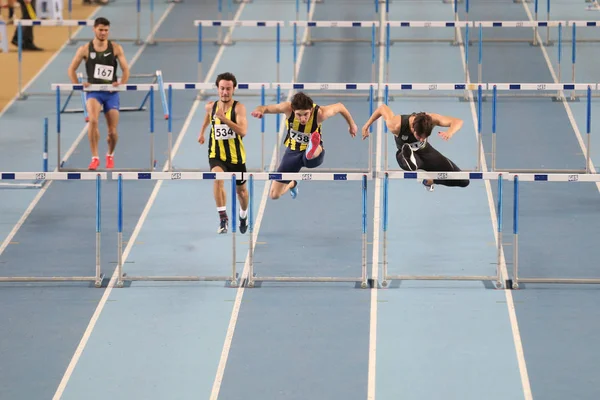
[367,5,386,400]
[452,5,533,400]
[207,2,317,400]
[49,3,242,399]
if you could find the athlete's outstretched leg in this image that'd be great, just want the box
[419,145,470,188]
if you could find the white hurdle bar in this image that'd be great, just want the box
[244,172,370,289]
[380,171,507,289]
[0,172,106,287]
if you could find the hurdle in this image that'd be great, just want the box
[114,172,241,288]
[0,172,106,287]
[51,83,164,172]
[291,21,379,83]
[160,82,270,172]
[488,83,595,173]
[194,21,285,90]
[508,173,600,289]
[244,172,370,289]
[379,171,507,290]
[377,83,483,171]
[0,118,49,190]
[59,71,164,118]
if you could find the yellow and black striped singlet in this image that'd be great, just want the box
[283,104,322,151]
[209,100,246,164]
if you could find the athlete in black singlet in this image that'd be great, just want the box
[67,17,130,171]
[362,106,469,190]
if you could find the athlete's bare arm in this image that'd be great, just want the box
[198,106,212,144]
[251,102,293,119]
[362,104,401,139]
[428,113,463,141]
[114,43,130,85]
[67,45,87,85]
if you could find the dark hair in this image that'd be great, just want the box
[94,17,110,27]
[215,72,237,88]
[412,112,434,138]
[290,92,313,111]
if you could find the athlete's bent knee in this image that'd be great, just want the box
[459,179,470,187]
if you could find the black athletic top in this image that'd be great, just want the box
[394,113,428,151]
[85,40,118,84]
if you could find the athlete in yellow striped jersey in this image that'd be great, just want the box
[198,72,249,234]
[251,92,358,200]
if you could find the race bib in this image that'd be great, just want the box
[289,129,310,144]
[408,139,427,151]
[93,64,114,81]
[214,124,236,140]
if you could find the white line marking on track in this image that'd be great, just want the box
[48,3,220,399]
[367,5,386,400]
[453,6,533,400]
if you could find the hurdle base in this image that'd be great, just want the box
[0,274,105,288]
[500,168,587,174]
[58,167,154,172]
[458,95,487,103]
[0,181,45,189]
[508,277,600,290]
[117,272,240,288]
[246,275,369,289]
[62,106,148,114]
[381,275,503,289]
[552,95,580,103]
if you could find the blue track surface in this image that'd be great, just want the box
[1,0,600,399]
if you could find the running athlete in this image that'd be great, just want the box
[67,17,129,171]
[251,92,358,200]
[198,72,249,234]
[362,105,470,190]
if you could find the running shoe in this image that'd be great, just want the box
[218,218,228,234]
[88,157,100,170]
[106,155,114,169]
[239,217,248,234]
[305,131,321,160]
[422,179,435,192]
